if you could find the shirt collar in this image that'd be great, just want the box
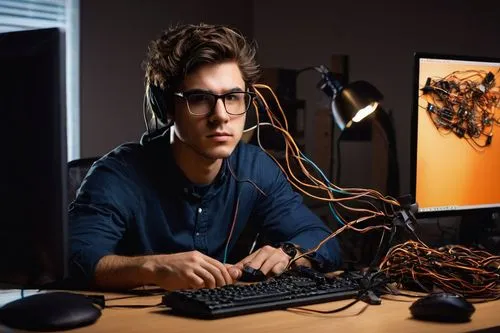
[146,133,230,201]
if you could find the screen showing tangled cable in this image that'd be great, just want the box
[250,83,500,300]
[420,69,500,150]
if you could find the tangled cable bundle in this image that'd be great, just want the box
[249,83,499,301]
[420,69,500,149]
[379,240,500,299]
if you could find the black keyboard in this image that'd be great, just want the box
[162,266,361,319]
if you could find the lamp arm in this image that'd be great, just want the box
[330,99,346,131]
[374,109,400,197]
[314,65,347,130]
[376,110,397,147]
[315,65,343,99]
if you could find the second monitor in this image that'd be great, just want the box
[410,52,500,217]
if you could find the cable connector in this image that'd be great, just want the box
[85,294,106,308]
[359,290,382,305]
[421,77,433,94]
[392,195,418,235]
[392,209,417,234]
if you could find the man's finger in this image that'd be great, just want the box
[203,256,233,285]
[270,261,288,275]
[259,249,288,275]
[235,251,258,270]
[244,247,273,271]
[193,267,216,288]
[225,264,241,280]
[186,271,206,289]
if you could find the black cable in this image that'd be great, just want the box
[436,218,457,243]
[105,303,163,309]
[368,229,388,269]
[290,297,362,314]
[105,293,163,301]
[101,292,166,309]
[296,66,319,75]
[335,129,346,185]
[289,271,389,314]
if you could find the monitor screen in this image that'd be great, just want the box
[410,52,500,217]
[0,28,68,287]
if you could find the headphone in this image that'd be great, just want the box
[145,83,171,125]
[141,83,174,145]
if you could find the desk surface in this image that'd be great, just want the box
[6,292,499,333]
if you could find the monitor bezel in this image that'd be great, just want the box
[410,52,500,218]
[0,27,68,287]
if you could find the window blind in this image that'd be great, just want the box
[0,0,80,161]
[0,0,65,33]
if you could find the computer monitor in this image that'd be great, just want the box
[410,52,500,217]
[0,28,68,287]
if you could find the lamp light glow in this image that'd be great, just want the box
[351,102,378,123]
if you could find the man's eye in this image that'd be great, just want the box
[189,94,212,103]
[225,93,242,102]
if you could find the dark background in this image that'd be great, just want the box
[80,0,500,197]
[79,0,500,253]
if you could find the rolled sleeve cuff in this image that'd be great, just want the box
[69,246,112,285]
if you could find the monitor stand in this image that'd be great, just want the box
[460,211,500,254]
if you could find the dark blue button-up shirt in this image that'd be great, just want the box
[69,133,341,283]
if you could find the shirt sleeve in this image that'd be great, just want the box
[252,151,342,271]
[68,157,139,284]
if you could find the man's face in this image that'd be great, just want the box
[172,61,247,160]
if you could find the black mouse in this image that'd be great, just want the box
[0,291,102,331]
[410,292,475,323]
[239,266,267,282]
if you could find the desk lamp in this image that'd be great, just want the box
[315,65,383,131]
[314,65,399,197]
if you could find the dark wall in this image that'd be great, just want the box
[80,0,254,157]
[80,0,500,196]
[253,0,500,195]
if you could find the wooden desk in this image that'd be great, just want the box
[7,292,499,333]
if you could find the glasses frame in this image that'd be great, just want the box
[174,90,256,116]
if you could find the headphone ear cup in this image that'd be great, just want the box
[147,84,169,124]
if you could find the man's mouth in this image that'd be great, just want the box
[208,132,232,138]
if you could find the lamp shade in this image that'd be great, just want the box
[332,80,384,131]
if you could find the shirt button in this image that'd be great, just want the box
[195,232,200,236]
[198,208,203,214]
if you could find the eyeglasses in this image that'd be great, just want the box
[174,90,255,116]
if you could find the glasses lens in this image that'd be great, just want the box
[186,93,215,115]
[184,92,253,115]
[224,92,252,115]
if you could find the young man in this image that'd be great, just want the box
[69,23,341,291]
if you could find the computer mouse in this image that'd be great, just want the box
[0,291,102,331]
[410,292,475,323]
[239,266,267,282]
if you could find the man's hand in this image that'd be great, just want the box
[142,251,238,290]
[232,245,292,279]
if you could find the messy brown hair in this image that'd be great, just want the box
[144,22,260,97]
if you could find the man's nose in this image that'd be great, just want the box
[209,98,230,122]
